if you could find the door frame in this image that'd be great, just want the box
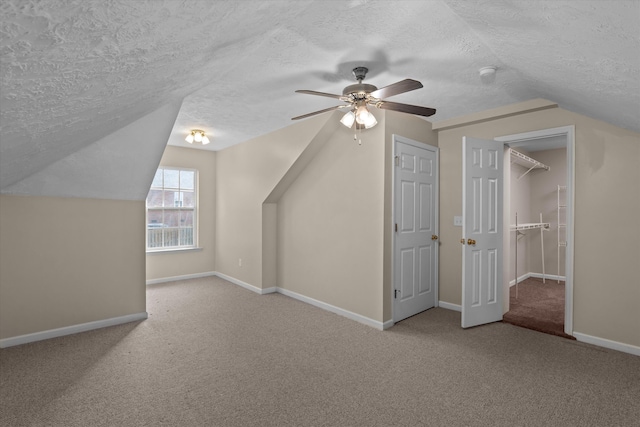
[495,125,575,335]
[391,135,439,323]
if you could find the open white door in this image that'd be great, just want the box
[393,136,438,322]
[461,137,504,328]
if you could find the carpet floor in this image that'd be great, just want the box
[503,277,574,339]
[1,276,638,426]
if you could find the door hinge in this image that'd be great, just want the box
[395,155,399,166]
[394,289,400,299]
[395,223,398,232]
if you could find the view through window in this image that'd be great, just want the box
[146,167,197,250]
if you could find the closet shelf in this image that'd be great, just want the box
[510,149,550,180]
[511,222,550,231]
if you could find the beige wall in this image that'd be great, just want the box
[218,109,434,323]
[276,114,387,321]
[276,111,435,323]
[527,148,566,278]
[146,146,217,281]
[215,114,331,287]
[0,195,146,339]
[437,106,640,347]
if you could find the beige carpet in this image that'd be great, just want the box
[1,276,639,426]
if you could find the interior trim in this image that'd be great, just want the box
[146,271,216,285]
[277,287,387,330]
[573,332,640,357]
[0,312,148,348]
[438,301,462,312]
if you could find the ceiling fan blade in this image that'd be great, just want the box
[375,100,436,117]
[295,89,344,100]
[369,79,423,99]
[291,105,349,120]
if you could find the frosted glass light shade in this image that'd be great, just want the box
[355,105,377,129]
[363,112,377,129]
[194,131,203,142]
[340,111,356,128]
[185,133,194,143]
[202,135,210,145]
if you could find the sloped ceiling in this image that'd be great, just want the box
[1,0,639,194]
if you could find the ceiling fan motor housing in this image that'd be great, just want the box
[342,83,378,97]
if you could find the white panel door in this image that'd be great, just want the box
[461,137,503,328]
[393,136,438,323]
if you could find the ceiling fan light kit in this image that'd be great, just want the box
[292,66,436,134]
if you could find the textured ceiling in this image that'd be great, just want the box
[1,0,639,191]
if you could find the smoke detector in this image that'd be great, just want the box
[479,66,497,77]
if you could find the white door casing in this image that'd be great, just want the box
[495,125,575,335]
[461,137,504,328]
[393,136,439,323]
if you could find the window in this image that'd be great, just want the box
[146,167,197,251]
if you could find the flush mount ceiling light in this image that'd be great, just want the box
[185,129,210,145]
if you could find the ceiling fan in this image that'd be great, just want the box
[292,66,436,129]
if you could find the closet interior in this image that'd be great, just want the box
[504,143,569,338]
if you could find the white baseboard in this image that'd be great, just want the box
[509,272,566,286]
[275,287,387,330]
[146,271,216,285]
[0,312,148,349]
[382,319,395,330]
[438,301,462,312]
[573,332,640,357]
[509,272,532,286]
[529,272,566,282]
[213,272,275,295]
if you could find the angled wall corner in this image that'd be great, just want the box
[215,113,334,288]
[261,115,341,288]
[2,98,184,201]
[274,110,388,322]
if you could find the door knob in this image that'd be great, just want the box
[431,235,438,240]
[467,239,476,245]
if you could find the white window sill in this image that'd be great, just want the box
[146,247,203,255]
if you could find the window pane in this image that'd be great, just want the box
[147,228,163,248]
[182,190,195,208]
[151,169,163,188]
[147,189,164,208]
[180,170,195,190]
[180,210,193,227]
[180,227,194,246]
[163,190,177,207]
[163,228,180,247]
[164,169,179,189]
[147,210,164,226]
[163,209,180,227]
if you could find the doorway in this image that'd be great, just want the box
[496,126,575,336]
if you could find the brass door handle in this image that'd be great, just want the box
[460,239,465,245]
[467,239,476,245]
[431,235,438,240]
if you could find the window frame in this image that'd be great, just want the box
[146,166,198,252]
